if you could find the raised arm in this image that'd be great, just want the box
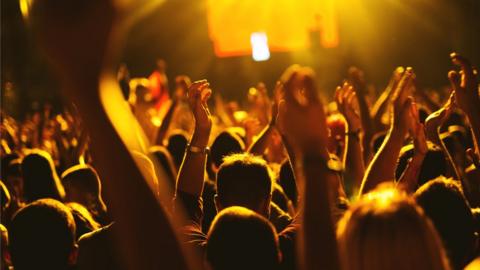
[448,53,480,159]
[397,102,428,193]
[370,67,403,132]
[247,101,278,155]
[424,92,461,180]
[175,80,212,197]
[335,82,365,194]
[29,1,195,269]
[359,68,415,195]
[348,67,374,162]
[277,65,339,270]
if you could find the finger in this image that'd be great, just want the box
[335,86,342,105]
[393,68,413,106]
[448,71,461,92]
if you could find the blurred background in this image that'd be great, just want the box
[2,0,480,119]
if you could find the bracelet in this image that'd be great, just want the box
[187,143,210,155]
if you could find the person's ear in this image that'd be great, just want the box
[68,244,79,266]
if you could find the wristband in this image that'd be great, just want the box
[187,143,210,155]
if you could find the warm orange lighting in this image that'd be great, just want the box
[206,0,339,57]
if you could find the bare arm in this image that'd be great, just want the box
[175,80,212,197]
[335,82,365,194]
[348,67,374,162]
[277,66,339,270]
[360,68,415,195]
[29,2,195,269]
[370,67,403,132]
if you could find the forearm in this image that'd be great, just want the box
[247,124,274,156]
[360,129,404,195]
[344,132,365,193]
[72,86,189,269]
[299,150,340,270]
[397,154,425,193]
[371,89,392,131]
[176,128,209,197]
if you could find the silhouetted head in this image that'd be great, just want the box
[415,177,476,269]
[149,146,177,187]
[21,149,65,202]
[206,206,280,270]
[395,142,447,188]
[215,153,272,217]
[9,199,77,270]
[210,131,244,170]
[61,164,107,221]
[167,131,189,170]
[337,185,450,270]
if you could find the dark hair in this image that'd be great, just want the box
[216,153,272,211]
[166,131,189,170]
[210,131,244,168]
[61,164,107,224]
[395,142,447,188]
[206,206,280,270]
[21,150,65,202]
[414,177,476,269]
[149,146,177,187]
[9,199,76,270]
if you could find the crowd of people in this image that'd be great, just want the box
[1,2,480,270]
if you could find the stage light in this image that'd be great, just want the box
[250,32,270,61]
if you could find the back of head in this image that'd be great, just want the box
[337,185,450,270]
[21,149,65,202]
[210,131,244,169]
[61,164,102,201]
[9,199,76,270]
[395,142,447,188]
[166,131,189,169]
[216,153,272,213]
[414,177,476,269]
[206,206,280,270]
[149,145,177,187]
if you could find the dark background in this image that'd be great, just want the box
[2,0,480,119]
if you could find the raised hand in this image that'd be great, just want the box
[425,92,455,143]
[391,68,415,134]
[188,80,212,133]
[335,82,362,132]
[409,102,428,157]
[277,65,329,158]
[449,53,480,115]
[449,53,480,159]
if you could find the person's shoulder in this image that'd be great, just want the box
[78,222,114,246]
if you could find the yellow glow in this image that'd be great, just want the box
[206,0,339,57]
[19,0,32,20]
